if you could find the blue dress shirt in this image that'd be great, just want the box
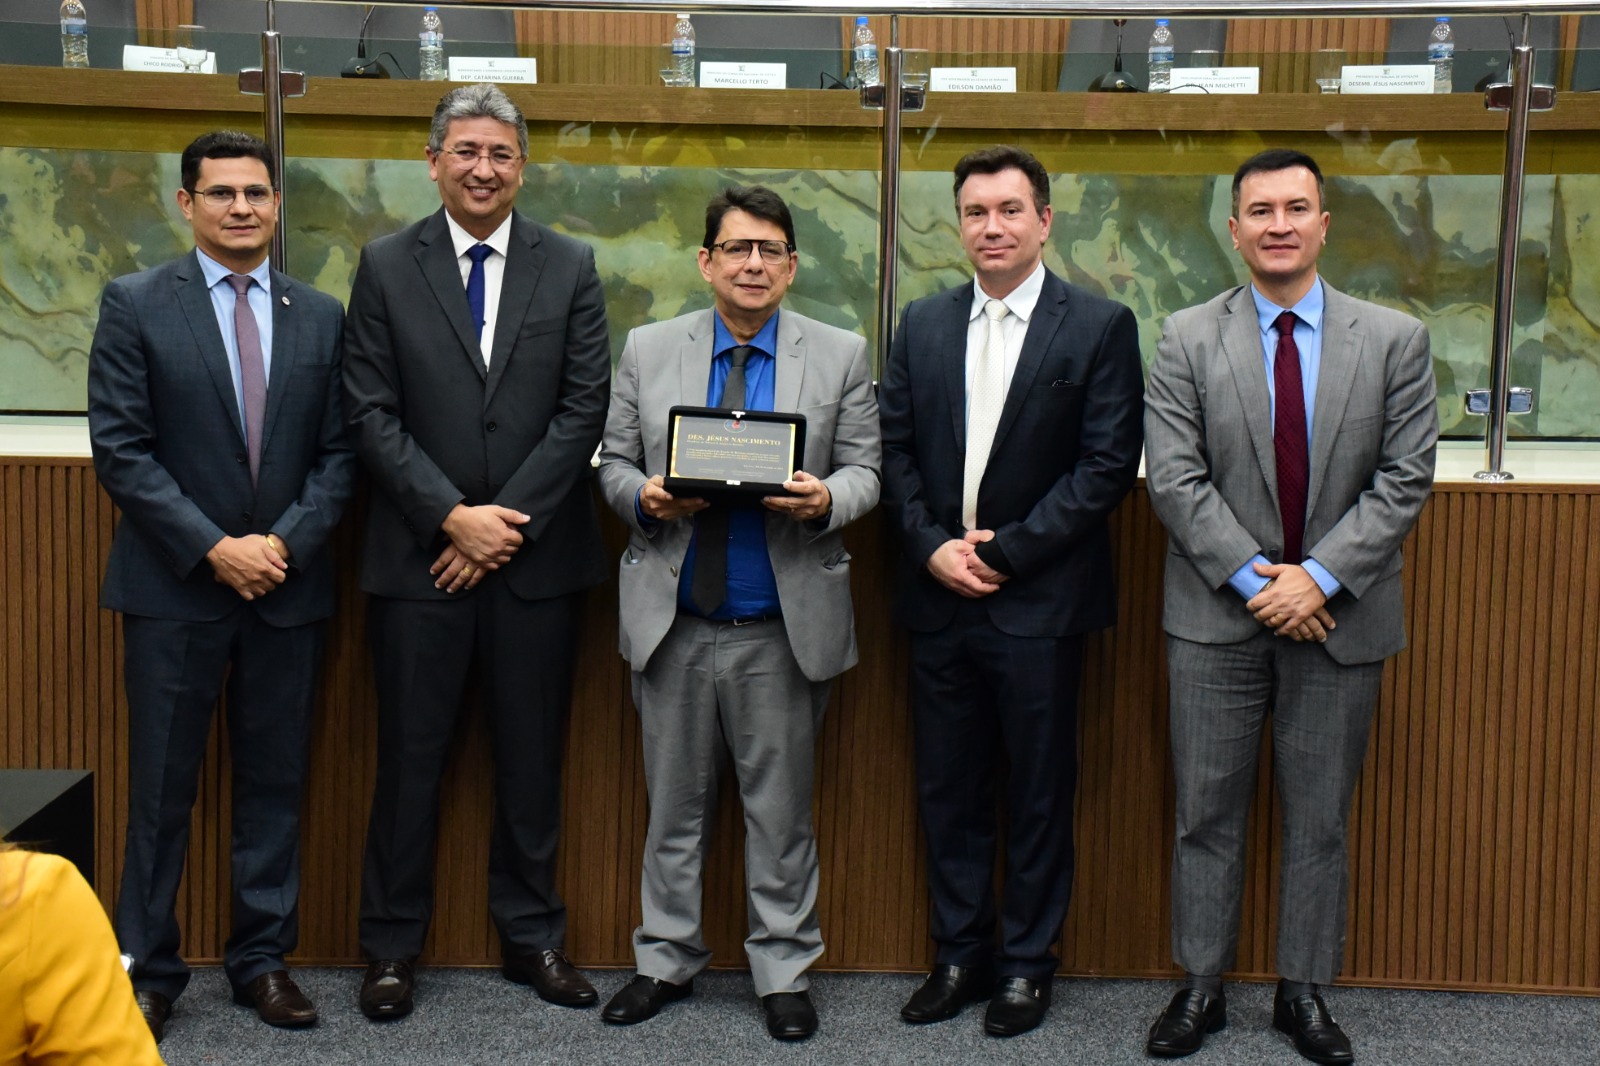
[674,313,782,619]
[1227,281,1342,601]
[196,249,274,442]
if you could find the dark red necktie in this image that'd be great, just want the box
[1272,310,1309,564]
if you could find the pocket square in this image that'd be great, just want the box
[1050,379,1076,387]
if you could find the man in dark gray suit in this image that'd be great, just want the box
[879,145,1145,1037]
[343,83,610,1020]
[595,186,880,1042]
[1143,149,1438,1064]
[88,129,354,1042]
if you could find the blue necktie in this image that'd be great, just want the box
[465,243,493,342]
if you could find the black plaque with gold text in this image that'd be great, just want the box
[662,406,807,499]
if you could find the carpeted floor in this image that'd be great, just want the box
[154,967,1598,1065]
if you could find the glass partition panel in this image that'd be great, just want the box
[896,13,1600,441]
[2,2,1598,444]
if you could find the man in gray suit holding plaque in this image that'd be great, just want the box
[596,185,880,1042]
[1143,149,1438,1065]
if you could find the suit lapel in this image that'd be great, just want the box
[772,311,804,413]
[484,213,543,405]
[939,287,971,451]
[1305,283,1362,520]
[414,209,486,380]
[174,251,246,446]
[1221,286,1279,499]
[678,309,714,407]
[988,272,1066,455]
[257,268,299,462]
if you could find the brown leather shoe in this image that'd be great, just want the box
[502,947,598,1007]
[134,989,171,1043]
[232,969,318,1028]
[359,959,416,1020]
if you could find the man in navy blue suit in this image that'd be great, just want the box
[879,145,1144,1037]
[88,129,354,1044]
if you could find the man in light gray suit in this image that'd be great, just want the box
[596,185,879,1042]
[1143,149,1437,1065]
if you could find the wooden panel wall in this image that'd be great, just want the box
[1227,18,1390,94]
[5,457,1599,991]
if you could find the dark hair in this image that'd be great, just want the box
[1231,148,1325,215]
[180,130,275,192]
[703,185,797,250]
[952,145,1051,213]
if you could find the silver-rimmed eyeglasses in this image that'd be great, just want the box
[195,185,274,208]
[436,147,525,171]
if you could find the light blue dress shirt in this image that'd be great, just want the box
[1226,280,1342,601]
[195,249,274,441]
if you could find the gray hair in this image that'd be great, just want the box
[427,83,528,158]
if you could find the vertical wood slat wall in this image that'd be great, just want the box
[4,457,1598,992]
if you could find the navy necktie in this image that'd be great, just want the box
[690,346,756,616]
[465,243,493,348]
[1272,310,1309,564]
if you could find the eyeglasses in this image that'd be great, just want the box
[437,146,525,171]
[708,239,795,265]
[194,185,274,208]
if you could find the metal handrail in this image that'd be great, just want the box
[271,0,1599,15]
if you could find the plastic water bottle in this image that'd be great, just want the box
[852,16,880,87]
[419,6,445,82]
[1428,16,1454,94]
[1148,19,1175,92]
[671,13,695,88]
[60,0,89,68]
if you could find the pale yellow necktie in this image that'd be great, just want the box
[962,298,1009,530]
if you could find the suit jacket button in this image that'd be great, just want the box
[486,421,498,432]
[235,455,246,464]
[242,512,252,522]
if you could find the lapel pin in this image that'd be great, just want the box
[282,295,291,306]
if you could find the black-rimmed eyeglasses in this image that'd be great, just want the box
[708,239,795,264]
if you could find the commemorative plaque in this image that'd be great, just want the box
[663,405,807,500]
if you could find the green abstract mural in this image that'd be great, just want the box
[3,143,1596,439]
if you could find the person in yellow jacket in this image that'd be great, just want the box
[1,846,164,1064]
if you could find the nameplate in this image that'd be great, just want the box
[698,62,786,89]
[1339,64,1436,94]
[930,67,1018,93]
[448,56,537,84]
[122,43,217,74]
[1166,66,1260,94]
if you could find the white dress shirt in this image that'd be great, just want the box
[964,260,1046,404]
[443,211,513,367]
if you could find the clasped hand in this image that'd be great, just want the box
[208,534,287,600]
[431,503,529,593]
[925,529,1008,599]
[1246,562,1336,643]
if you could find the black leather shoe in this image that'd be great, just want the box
[134,989,171,1044]
[984,976,1052,1037]
[601,974,693,1025]
[1147,988,1228,1058]
[231,969,317,1028]
[359,959,415,1021]
[762,990,818,1041]
[901,963,995,1024]
[1273,986,1354,1065]
[503,947,598,1007]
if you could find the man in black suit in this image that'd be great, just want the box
[879,145,1144,1037]
[88,129,355,1042]
[342,83,611,1020]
